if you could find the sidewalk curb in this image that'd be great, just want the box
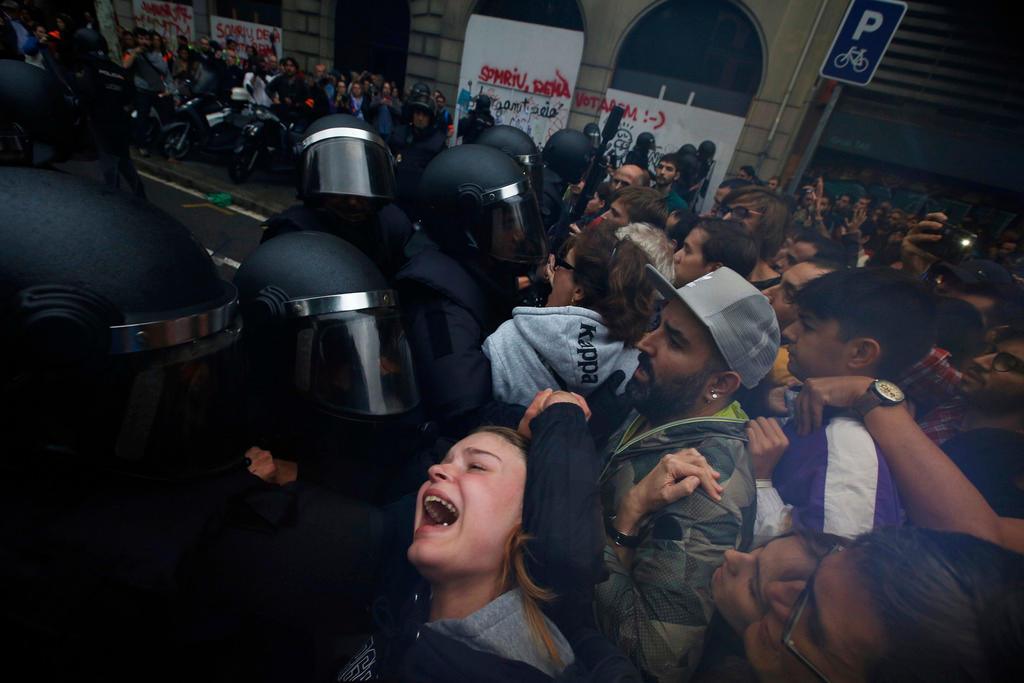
[131,153,293,217]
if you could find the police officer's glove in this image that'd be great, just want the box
[584,369,633,450]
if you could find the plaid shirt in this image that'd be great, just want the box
[897,346,964,419]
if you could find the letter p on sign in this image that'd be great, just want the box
[820,0,907,86]
[852,10,884,40]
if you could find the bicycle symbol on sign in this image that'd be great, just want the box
[833,46,870,73]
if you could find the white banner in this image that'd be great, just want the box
[595,89,746,213]
[132,0,194,43]
[210,16,282,61]
[455,15,584,148]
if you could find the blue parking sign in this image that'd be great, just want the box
[820,0,907,86]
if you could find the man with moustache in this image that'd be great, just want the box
[594,266,779,682]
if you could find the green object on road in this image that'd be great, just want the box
[206,193,232,207]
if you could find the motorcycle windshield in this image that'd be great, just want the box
[300,137,396,201]
[295,308,419,418]
[485,192,549,264]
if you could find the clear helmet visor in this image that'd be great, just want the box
[484,191,549,264]
[300,136,396,201]
[515,154,545,206]
[295,307,419,418]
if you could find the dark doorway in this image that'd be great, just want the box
[333,0,410,86]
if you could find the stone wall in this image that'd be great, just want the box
[392,0,848,180]
[281,0,334,73]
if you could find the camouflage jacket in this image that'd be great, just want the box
[594,402,755,683]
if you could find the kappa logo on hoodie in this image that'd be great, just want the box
[577,322,599,383]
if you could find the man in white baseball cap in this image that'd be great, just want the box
[594,265,779,681]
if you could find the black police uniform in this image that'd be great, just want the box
[261,203,413,280]
[389,122,446,211]
[261,113,413,279]
[0,169,400,683]
[71,42,145,197]
[456,106,494,144]
[395,145,548,436]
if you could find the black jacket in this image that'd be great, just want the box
[388,123,446,210]
[260,202,414,280]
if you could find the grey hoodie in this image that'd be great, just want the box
[426,588,575,677]
[483,306,639,407]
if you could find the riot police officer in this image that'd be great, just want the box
[456,92,495,144]
[0,167,261,680]
[260,113,413,279]
[539,127,592,247]
[0,59,78,167]
[625,130,655,177]
[69,27,146,197]
[388,82,446,211]
[234,230,425,499]
[396,144,548,436]
[476,123,544,200]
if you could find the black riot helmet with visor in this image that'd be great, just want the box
[416,144,548,265]
[234,232,418,419]
[297,114,396,202]
[1,169,244,480]
[475,124,544,203]
[0,60,78,167]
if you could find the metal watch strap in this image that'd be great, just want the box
[605,516,643,548]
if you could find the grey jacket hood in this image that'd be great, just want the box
[483,305,639,407]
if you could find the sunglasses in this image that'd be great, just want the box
[552,253,575,272]
[980,345,1024,374]
[718,205,764,220]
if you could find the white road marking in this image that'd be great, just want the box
[136,170,270,221]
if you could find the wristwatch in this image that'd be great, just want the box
[852,379,905,418]
[605,516,643,548]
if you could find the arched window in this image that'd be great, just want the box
[613,0,762,116]
[474,0,583,32]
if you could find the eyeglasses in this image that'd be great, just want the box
[553,253,575,272]
[782,544,845,683]
[719,205,764,220]
[980,345,1024,374]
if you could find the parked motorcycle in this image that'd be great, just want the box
[160,86,251,160]
[228,104,305,184]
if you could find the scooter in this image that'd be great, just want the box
[228,104,304,184]
[160,84,250,160]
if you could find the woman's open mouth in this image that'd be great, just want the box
[423,492,459,526]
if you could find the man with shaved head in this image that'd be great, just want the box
[610,163,649,191]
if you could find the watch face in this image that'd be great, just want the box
[874,380,904,403]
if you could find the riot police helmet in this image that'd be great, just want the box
[297,114,396,202]
[582,122,601,148]
[542,128,592,184]
[417,144,548,265]
[73,27,108,56]
[475,94,492,112]
[635,132,655,150]
[234,232,419,419]
[678,143,698,156]
[0,60,77,166]
[0,169,243,480]
[698,140,717,161]
[404,82,435,122]
[476,124,543,198]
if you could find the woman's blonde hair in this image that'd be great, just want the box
[471,426,564,672]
